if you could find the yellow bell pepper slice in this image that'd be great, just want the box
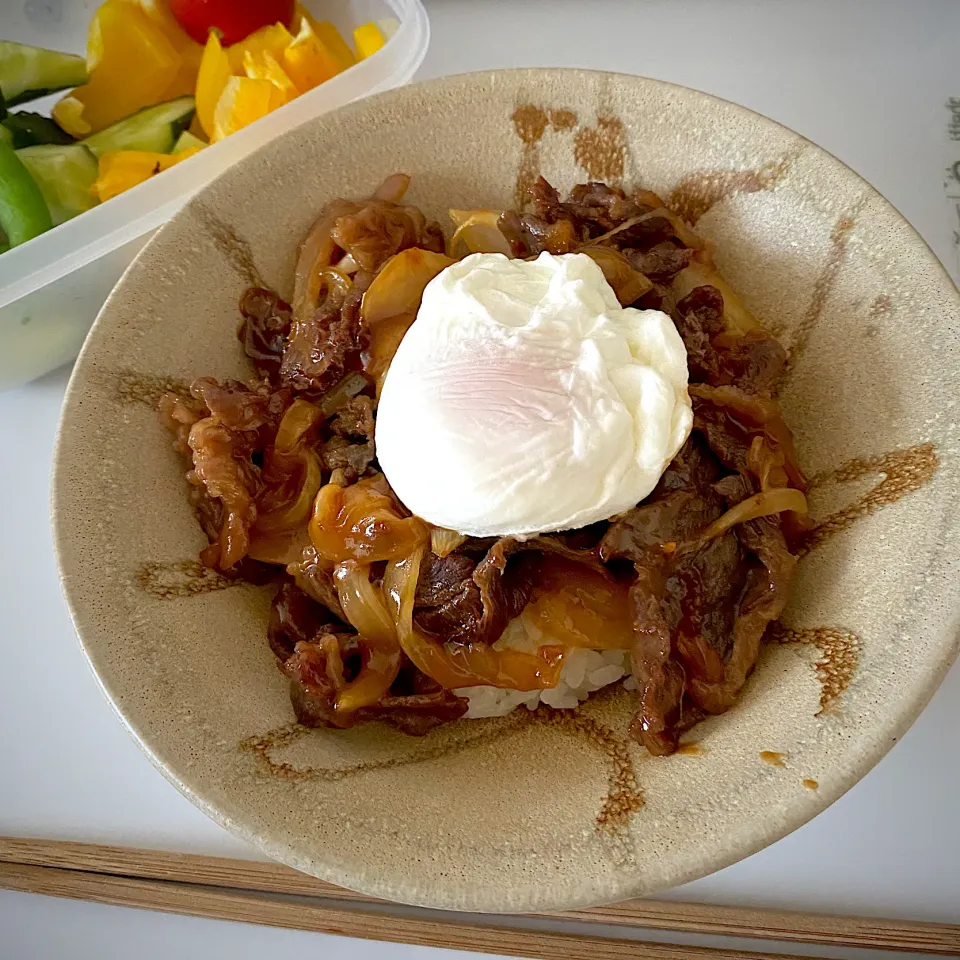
[98,1,203,100]
[61,0,182,135]
[92,147,202,203]
[228,23,294,73]
[283,17,341,92]
[353,22,386,60]
[243,49,297,105]
[52,96,91,138]
[312,21,355,71]
[86,4,106,71]
[196,31,233,139]
[294,6,355,71]
[212,76,283,141]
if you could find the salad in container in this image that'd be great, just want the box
[0,0,428,390]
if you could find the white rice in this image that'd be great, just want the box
[456,614,632,719]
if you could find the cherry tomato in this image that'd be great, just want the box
[168,0,295,46]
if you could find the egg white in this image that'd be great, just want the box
[375,252,692,537]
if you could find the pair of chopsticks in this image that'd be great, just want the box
[1,837,957,959]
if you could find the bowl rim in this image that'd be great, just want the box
[52,67,960,912]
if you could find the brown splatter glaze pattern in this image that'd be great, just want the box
[667,149,801,224]
[783,200,866,377]
[771,624,862,715]
[800,444,939,558]
[242,707,644,833]
[136,560,241,599]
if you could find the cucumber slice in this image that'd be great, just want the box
[2,112,75,148]
[82,97,196,158]
[16,143,98,225]
[173,130,207,154]
[0,41,88,108]
[0,140,52,245]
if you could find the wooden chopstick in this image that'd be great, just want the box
[1,859,827,960]
[1,837,958,956]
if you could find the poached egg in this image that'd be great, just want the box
[375,251,692,537]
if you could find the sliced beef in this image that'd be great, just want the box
[416,552,477,607]
[321,435,375,481]
[286,634,468,734]
[675,286,787,394]
[625,242,693,282]
[673,285,727,384]
[414,536,605,647]
[279,288,367,398]
[268,582,343,663]
[691,383,806,492]
[330,395,375,441]
[601,440,737,754]
[687,516,795,716]
[319,394,376,483]
[239,287,292,382]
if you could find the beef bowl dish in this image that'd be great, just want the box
[161,172,810,757]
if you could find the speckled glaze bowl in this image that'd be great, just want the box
[53,70,960,912]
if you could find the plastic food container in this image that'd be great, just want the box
[0,0,429,390]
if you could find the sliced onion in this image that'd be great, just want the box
[581,214,648,246]
[589,208,705,250]
[698,488,808,545]
[579,245,653,305]
[447,210,513,258]
[360,247,454,388]
[309,477,429,564]
[293,199,358,328]
[372,172,410,203]
[292,174,410,328]
[250,401,324,553]
[315,267,353,304]
[256,449,322,533]
[448,208,481,228]
[361,248,454,326]
[430,526,467,559]
[336,253,360,275]
[523,560,634,650]
[382,545,421,632]
[332,560,403,714]
[747,435,790,491]
[247,528,312,565]
[632,188,667,208]
[368,314,416,396]
[690,384,805,490]
[334,560,396,644]
[273,399,322,455]
[251,448,321,536]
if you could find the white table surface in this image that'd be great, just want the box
[3,1,959,957]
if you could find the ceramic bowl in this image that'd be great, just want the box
[53,69,960,912]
